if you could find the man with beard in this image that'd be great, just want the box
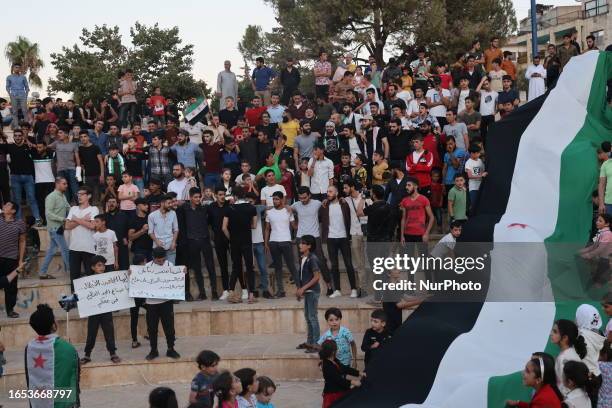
[340,103,362,134]
[280,57,301,106]
[256,111,277,141]
[223,185,257,302]
[303,107,325,134]
[400,178,434,272]
[148,134,174,187]
[287,92,310,121]
[359,115,389,165]
[170,130,201,169]
[148,194,179,264]
[308,145,335,201]
[417,120,442,169]
[209,187,231,300]
[167,164,189,203]
[178,187,217,301]
[386,118,413,170]
[104,196,130,269]
[321,122,342,165]
[98,124,124,156]
[294,121,319,164]
[339,124,364,166]
[319,185,358,298]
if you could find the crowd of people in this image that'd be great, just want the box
[0,33,610,408]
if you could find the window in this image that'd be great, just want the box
[584,0,608,17]
[591,30,605,48]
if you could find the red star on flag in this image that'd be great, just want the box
[33,353,47,369]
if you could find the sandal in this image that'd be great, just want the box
[110,355,121,363]
[80,356,92,365]
[131,341,141,349]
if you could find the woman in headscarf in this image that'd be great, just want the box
[575,303,605,406]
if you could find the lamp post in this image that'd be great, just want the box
[530,0,539,57]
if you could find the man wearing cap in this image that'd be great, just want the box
[170,130,201,169]
[144,246,182,361]
[5,63,29,128]
[280,58,301,106]
[360,115,389,165]
[148,194,179,263]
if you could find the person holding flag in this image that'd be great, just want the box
[25,304,80,408]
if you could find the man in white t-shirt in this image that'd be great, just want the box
[342,180,368,297]
[320,185,359,299]
[291,186,332,295]
[65,186,99,288]
[264,191,298,298]
[426,77,451,127]
[92,214,118,270]
[464,145,488,213]
[167,163,189,202]
[307,145,334,201]
[260,169,287,207]
[407,88,427,118]
[475,76,498,144]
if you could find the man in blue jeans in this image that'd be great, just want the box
[49,129,80,204]
[40,178,71,279]
[5,63,29,129]
[0,129,42,224]
[246,192,273,299]
[296,234,321,351]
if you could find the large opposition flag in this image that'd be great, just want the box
[25,334,80,408]
[336,51,612,407]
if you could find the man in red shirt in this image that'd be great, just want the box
[245,96,267,127]
[418,121,442,169]
[405,134,434,197]
[400,178,435,259]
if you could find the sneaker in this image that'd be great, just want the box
[252,291,259,298]
[350,289,358,298]
[185,293,194,302]
[145,350,159,361]
[211,291,219,301]
[241,289,249,300]
[274,291,286,298]
[262,291,274,299]
[166,349,181,359]
[7,311,19,318]
[326,287,334,297]
[219,290,230,301]
[197,292,207,301]
[329,290,342,299]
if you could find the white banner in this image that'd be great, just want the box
[74,270,135,318]
[128,264,186,300]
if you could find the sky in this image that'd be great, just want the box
[1,0,582,98]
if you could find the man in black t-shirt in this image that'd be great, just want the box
[177,187,217,301]
[218,96,240,130]
[128,198,153,260]
[78,130,104,204]
[208,187,231,300]
[222,185,257,302]
[146,179,165,213]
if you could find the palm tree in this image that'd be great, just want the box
[5,36,44,88]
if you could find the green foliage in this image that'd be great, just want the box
[239,0,518,75]
[48,23,210,104]
[4,36,45,88]
[414,0,518,63]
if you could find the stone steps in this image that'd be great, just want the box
[1,333,365,390]
[0,296,381,350]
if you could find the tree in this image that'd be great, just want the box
[48,23,210,104]
[239,0,517,69]
[5,36,45,88]
[412,0,518,63]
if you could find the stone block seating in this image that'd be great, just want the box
[0,227,419,393]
